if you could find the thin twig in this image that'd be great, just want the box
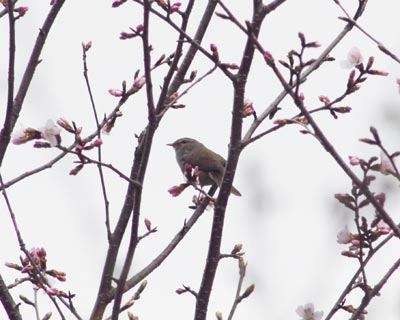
[82,44,112,240]
[0,0,67,167]
[325,231,394,319]
[227,259,247,320]
[0,174,70,320]
[103,185,218,304]
[335,0,400,64]
[349,257,400,320]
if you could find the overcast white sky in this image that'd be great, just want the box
[1,1,400,319]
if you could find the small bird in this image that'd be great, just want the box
[167,137,241,196]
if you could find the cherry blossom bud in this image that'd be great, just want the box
[176,288,186,294]
[93,138,103,147]
[231,243,243,254]
[332,106,352,114]
[4,262,22,271]
[170,2,181,12]
[168,184,187,197]
[241,284,255,299]
[318,95,330,105]
[120,32,135,40]
[41,312,52,320]
[144,218,152,231]
[273,119,289,125]
[57,118,75,133]
[210,43,219,60]
[263,51,274,63]
[348,155,360,166]
[138,280,148,294]
[112,0,127,7]
[82,41,92,51]
[108,89,124,97]
[15,6,29,16]
[136,24,144,33]
[69,164,84,176]
[33,141,51,148]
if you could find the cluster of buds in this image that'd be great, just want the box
[109,75,146,98]
[351,127,400,179]
[120,24,144,40]
[82,40,92,52]
[318,95,352,119]
[154,0,181,14]
[12,119,61,147]
[346,55,388,95]
[168,164,199,197]
[56,118,103,175]
[5,247,67,293]
[57,118,102,153]
[335,203,391,258]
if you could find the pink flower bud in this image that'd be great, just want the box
[93,138,103,147]
[318,95,330,105]
[348,155,360,166]
[263,51,273,63]
[136,24,144,32]
[15,6,29,16]
[170,2,181,12]
[108,89,124,97]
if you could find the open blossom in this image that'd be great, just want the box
[379,150,396,175]
[296,303,324,320]
[341,47,363,68]
[243,98,255,117]
[337,225,352,244]
[39,119,61,147]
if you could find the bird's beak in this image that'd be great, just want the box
[166,143,174,147]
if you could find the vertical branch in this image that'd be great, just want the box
[158,0,218,112]
[0,0,66,167]
[111,0,157,317]
[82,44,112,240]
[194,2,267,320]
[4,0,16,142]
[154,0,195,113]
[93,2,219,319]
